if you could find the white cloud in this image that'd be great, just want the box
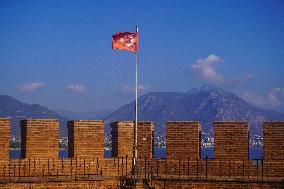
[191,54,252,85]
[243,88,284,108]
[19,82,44,92]
[66,84,86,93]
[267,88,284,107]
[121,84,149,96]
[243,92,267,107]
[231,73,252,85]
[191,54,223,83]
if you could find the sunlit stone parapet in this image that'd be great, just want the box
[214,121,249,160]
[166,121,201,160]
[67,120,104,159]
[0,118,10,160]
[21,119,59,159]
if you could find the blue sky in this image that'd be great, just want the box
[0,0,284,112]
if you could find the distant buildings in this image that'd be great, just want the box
[10,134,263,150]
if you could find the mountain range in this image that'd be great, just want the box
[0,95,68,136]
[1,86,283,137]
[105,86,284,136]
[54,109,112,121]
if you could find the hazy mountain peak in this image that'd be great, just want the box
[0,95,21,103]
[0,95,68,136]
[186,85,221,95]
[106,86,284,135]
[200,85,220,91]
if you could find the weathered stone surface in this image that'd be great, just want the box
[21,119,59,159]
[111,121,134,158]
[137,121,155,159]
[68,120,104,159]
[214,121,249,160]
[0,117,283,188]
[166,121,201,160]
[263,122,284,177]
[263,122,284,160]
[0,118,10,160]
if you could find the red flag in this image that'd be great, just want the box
[112,32,138,52]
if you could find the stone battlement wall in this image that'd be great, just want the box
[0,118,283,161]
[0,118,283,182]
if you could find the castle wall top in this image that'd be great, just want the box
[0,118,10,126]
[111,121,154,127]
[0,118,10,120]
[21,119,59,121]
[67,120,104,127]
[137,121,154,124]
[263,121,284,124]
[20,119,59,126]
[68,120,104,123]
[111,121,133,125]
[166,121,200,124]
[213,121,248,124]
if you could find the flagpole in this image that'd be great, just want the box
[134,25,138,170]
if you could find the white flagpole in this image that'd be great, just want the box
[134,25,138,169]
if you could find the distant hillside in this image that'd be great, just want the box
[2,86,283,137]
[0,95,68,136]
[54,109,113,120]
[105,86,284,136]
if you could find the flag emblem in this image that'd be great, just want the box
[112,32,138,52]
